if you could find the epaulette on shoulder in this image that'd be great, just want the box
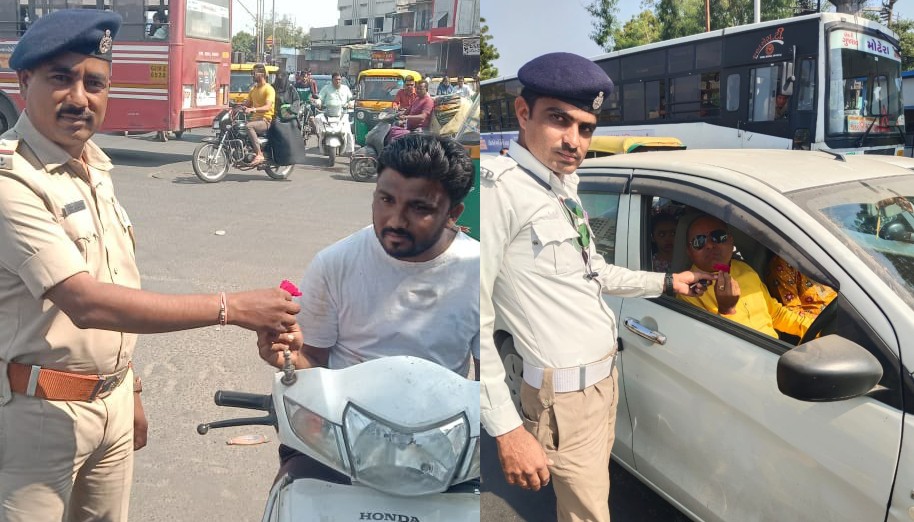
[480,155,516,184]
[0,137,19,171]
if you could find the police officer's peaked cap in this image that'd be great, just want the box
[10,9,122,71]
[517,52,614,113]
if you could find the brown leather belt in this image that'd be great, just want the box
[7,362,131,402]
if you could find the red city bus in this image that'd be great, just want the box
[0,0,232,140]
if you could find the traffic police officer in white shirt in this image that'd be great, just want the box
[479,52,715,522]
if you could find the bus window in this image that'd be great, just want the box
[671,75,700,119]
[726,74,740,112]
[624,83,646,121]
[696,39,721,69]
[797,58,815,111]
[646,80,666,119]
[870,75,888,116]
[668,45,694,75]
[700,72,720,117]
[598,88,622,124]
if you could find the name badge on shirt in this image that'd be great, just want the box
[61,200,87,218]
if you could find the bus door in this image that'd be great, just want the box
[740,61,793,149]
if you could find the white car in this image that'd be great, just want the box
[496,149,914,522]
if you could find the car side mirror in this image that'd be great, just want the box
[777,335,882,402]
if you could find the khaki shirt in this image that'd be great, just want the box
[479,141,664,436]
[0,113,140,404]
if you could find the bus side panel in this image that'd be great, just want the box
[105,44,172,133]
[179,39,231,132]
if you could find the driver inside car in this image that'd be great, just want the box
[678,214,814,339]
[243,62,275,166]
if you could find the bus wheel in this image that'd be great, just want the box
[192,143,229,183]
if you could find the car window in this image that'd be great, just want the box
[635,193,903,408]
[579,192,620,262]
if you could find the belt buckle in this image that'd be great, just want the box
[89,373,121,401]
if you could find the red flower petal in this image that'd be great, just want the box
[280,280,302,297]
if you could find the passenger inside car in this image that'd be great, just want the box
[766,255,837,318]
[650,212,677,273]
[676,214,813,339]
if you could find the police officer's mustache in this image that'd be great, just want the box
[58,105,93,121]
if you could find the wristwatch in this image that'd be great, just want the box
[664,272,676,297]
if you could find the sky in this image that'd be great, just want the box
[232,0,339,35]
[481,0,912,79]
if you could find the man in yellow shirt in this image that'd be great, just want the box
[678,215,813,339]
[244,63,275,165]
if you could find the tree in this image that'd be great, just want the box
[655,0,705,40]
[890,17,914,70]
[585,0,621,52]
[613,10,662,50]
[232,31,255,62]
[480,17,499,80]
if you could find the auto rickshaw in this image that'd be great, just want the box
[353,69,422,146]
[454,94,480,241]
[584,136,686,158]
[229,63,279,105]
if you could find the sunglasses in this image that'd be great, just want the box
[562,198,591,249]
[690,229,729,250]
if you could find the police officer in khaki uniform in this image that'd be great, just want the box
[479,53,716,522]
[0,10,300,522]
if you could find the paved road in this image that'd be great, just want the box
[90,130,374,521]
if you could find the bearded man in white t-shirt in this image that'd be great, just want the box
[257,133,478,482]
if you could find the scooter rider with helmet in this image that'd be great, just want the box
[243,63,275,166]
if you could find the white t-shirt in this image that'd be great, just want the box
[297,226,480,376]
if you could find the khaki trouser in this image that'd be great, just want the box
[0,369,135,522]
[520,366,619,522]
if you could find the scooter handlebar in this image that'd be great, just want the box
[214,390,273,411]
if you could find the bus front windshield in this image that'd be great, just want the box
[827,29,903,140]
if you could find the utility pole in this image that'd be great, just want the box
[754,0,761,23]
[271,0,276,63]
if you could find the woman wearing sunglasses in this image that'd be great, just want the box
[681,215,814,339]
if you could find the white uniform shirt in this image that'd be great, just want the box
[297,226,479,377]
[318,84,353,117]
[480,141,664,436]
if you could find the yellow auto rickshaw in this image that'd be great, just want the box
[229,63,279,105]
[353,69,422,146]
[585,136,686,158]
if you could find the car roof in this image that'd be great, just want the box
[579,149,914,194]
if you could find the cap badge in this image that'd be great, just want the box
[99,29,113,54]
[592,91,604,111]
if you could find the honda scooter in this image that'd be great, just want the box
[312,101,353,167]
[349,108,400,182]
[198,356,480,521]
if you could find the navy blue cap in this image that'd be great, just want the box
[10,9,122,71]
[517,52,614,113]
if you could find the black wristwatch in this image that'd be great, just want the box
[664,272,675,296]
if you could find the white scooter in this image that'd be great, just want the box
[198,356,480,521]
[312,99,354,167]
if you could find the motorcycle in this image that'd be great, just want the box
[192,102,295,183]
[312,101,354,168]
[349,108,400,182]
[198,356,480,521]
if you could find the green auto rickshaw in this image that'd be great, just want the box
[454,94,480,241]
[353,69,422,146]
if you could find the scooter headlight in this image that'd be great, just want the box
[284,398,349,473]
[344,405,469,497]
[356,111,365,120]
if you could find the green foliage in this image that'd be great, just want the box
[232,31,255,62]
[480,17,500,80]
[614,10,661,51]
[889,17,914,70]
[585,0,621,51]
[655,0,705,40]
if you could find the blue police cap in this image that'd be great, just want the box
[10,9,122,71]
[517,52,614,113]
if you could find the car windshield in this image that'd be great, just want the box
[230,72,252,93]
[791,175,914,311]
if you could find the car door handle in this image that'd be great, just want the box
[623,318,667,346]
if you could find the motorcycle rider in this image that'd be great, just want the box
[387,80,434,142]
[257,134,478,482]
[243,62,275,166]
[316,72,355,154]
